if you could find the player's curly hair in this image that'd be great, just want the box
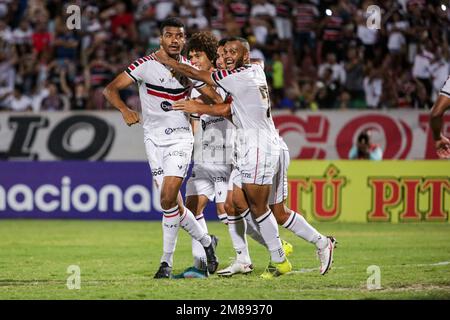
[185,32,218,63]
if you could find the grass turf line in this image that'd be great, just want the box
[0,220,449,299]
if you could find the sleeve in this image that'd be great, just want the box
[370,147,383,161]
[348,145,358,159]
[124,57,149,83]
[211,69,238,94]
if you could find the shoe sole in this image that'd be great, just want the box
[217,269,253,277]
[321,236,337,275]
[207,235,220,274]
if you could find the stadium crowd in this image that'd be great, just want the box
[0,0,449,112]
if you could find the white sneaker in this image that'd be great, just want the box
[217,260,254,277]
[317,236,337,275]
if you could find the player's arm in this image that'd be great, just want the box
[173,100,231,118]
[430,94,450,158]
[196,85,223,104]
[103,72,140,126]
[154,48,215,86]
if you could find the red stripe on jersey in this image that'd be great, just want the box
[221,70,227,78]
[138,58,144,64]
[147,89,188,101]
[129,64,136,70]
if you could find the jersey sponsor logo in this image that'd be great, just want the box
[201,117,225,130]
[165,127,190,135]
[241,172,252,179]
[213,176,226,182]
[160,101,173,112]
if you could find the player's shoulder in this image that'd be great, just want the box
[126,53,160,74]
[212,65,253,81]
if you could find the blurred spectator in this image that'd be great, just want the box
[363,64,383,109]
[316,67,340,109]
[0,0,447,112]
[318,52,346,85]
[40,83,66,111]
[271,52,284,105]
[348,130,383,160]
[6,85,33,111]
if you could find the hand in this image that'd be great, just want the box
[154,46,172,65]
[121,107,140,126]
[173,100,201,113]
[435,134,450,159]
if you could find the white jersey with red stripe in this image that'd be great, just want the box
[125,53,205,145]
[211,64,279,151]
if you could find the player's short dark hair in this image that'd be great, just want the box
[218,37,229,47]
[186,32,218,62]
[225,36,250,52]
[159,17,185,34]
[358,131,370,144]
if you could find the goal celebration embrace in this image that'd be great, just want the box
[104,17,336,280]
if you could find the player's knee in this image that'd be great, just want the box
[224,200,235,216]
[160,194,177,210]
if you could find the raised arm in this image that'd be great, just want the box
[103,72,140,126]
[430,94,450,158]
[173,100,231,118]
[154,48,215,86]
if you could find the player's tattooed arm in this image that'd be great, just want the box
[155,48,215,86]
[430,95,450,158]
[173,100,231,118]
[103,72,140,126]
[197,85,223,104]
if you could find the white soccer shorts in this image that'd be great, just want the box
[238,145,280,185]
[269,149,290,205]
[186,164,231,203]
[144,138,193,190]
[440,76,450,98]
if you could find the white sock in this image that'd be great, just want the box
[180,207,211,247]
[192,213,208,270]
[255,210,285,263]
[227,215,251,264]
[161,205,181,266]
[241,208,267,248]
[218,213,228,225]
[282,210,327,249]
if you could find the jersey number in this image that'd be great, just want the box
[259,85,271,118]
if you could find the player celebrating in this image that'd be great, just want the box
[156,36,292,278]
[430,76,450,159]
[103,18,222,279]
[169,39,336,277]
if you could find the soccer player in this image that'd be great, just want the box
[156,36,292,278]
[430,76,450,159]
[168,38,336,277]
[102,18,222,279]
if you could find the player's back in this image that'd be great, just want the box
[212,64,279,150]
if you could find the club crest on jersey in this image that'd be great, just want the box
[161,101,173,112]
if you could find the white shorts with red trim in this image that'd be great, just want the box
[144,138,193,192]
[186,163,231,203]
[269,149,290,205]
[440,76,450,98]
[238,145,280,185]
[228,167,242,190]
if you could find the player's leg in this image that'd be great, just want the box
[217,171,253,276]
[162,142,218,274]
[182,175,214,277]
[239,145,291,278]
[269,148,336,275]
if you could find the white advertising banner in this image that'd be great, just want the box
[0,110,448,160]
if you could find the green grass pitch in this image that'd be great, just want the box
[0,220,449,300]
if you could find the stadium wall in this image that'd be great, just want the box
[0,160,448,222]
[1,110,449,160]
